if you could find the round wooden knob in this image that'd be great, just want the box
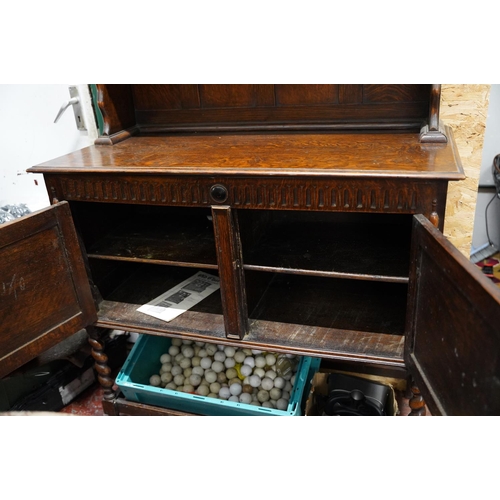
[210,184,228,203]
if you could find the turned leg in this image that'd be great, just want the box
[408,384,426,416]
[87,326,116,401]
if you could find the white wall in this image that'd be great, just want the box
[0,84,97,212]
[471,84,500,253]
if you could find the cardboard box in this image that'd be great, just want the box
[305,368,402,416]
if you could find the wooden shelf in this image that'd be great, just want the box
[241,213,412,283]
[96,297,405,370]
[245,319,405,369]
[95,266,406,369]
[86,213,217,269]
[248,273,407,336]
[94,264,225,338]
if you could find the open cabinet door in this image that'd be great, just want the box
[0,202,97,378]
[405,215,500,415]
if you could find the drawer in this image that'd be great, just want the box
[45,173,447,217]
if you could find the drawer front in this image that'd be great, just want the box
[45,173,448,219]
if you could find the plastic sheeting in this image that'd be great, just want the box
[0,204,31,224]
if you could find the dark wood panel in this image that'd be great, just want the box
[0,203,96,378]
[339,85,363,104]
[363,84,431,103]
[212,206,248,339]
[135,102,429,131]
[248,273,408,335]
[275,85,339,106]
[0,227,81,353]
[95,84,136,138]
[92,84,437,136]
[133,84,200,110]
[405,215,500,416]
[199,84,274,108]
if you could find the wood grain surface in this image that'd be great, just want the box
[30,132,464,179]
[441,84,490,255]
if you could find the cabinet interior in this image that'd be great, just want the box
[238,210,412,282]
[69,201,410,355]
[70,201,217,268]
[245,272,408,336]
[69,201,222,337]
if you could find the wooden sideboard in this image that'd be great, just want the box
[1,84,499,415]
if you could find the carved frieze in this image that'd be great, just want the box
[48,174,444,216]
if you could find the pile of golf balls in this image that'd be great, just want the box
[149,339,300,410]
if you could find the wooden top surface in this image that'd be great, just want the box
[30,131,464,179]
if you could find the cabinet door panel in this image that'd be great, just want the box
[405,215,500,415]
[0,202,97,378]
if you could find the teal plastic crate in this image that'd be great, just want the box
[116,335,312,416]
[300,356,322,412]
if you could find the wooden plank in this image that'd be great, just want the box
[133,84,200,110]
[96,300,226,339]
[275,84,339,106]
[339,85,363,104]
[96,297,405,370]
[363,85,430,103]
[135,103,428,131]
[211,206,249,339]
[30,132,464,180]
[104,398,199,416]
[199,84,274,108]
[95,270,406,371]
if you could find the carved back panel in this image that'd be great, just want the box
[95,84,433,139]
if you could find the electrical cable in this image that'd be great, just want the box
[484,154,500,247]
[494,154,500,190]
[484,193,498,246]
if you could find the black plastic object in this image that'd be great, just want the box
[0,333,128,412]
[493,154,500,191]
[323,373,390,416]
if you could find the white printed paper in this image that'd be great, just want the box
[137,271,220,322]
